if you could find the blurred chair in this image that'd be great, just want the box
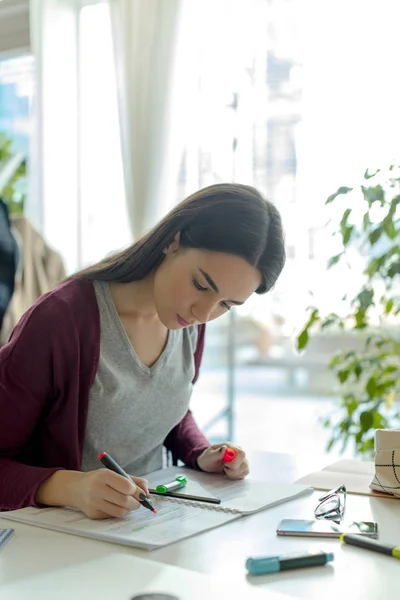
[0,214,66,345]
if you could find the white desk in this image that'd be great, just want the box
[1,451,400,599]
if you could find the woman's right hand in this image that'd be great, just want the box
[72,470,149,519]
[36,469,149,520]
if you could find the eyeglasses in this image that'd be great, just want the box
[314,484,347,523]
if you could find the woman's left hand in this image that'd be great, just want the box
[197,443,249,480]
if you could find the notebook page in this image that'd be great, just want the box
[295,459,395,498]
[146,466,313,515]
[2,497,238,550]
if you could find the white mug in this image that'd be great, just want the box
[370,429,400,497]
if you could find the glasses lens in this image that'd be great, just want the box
[337,486,346,516]
[314,485,346,521]
[315,495,340,518]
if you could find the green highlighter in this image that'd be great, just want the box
[156,476,187,494]
[340,533,400,558]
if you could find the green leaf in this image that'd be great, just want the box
[354,364,362,379]
[382,219,396,239]
[296,308,320,350]
[326,438,335,452]
[357,437,375,456]
[326,186,353,204]
[297,329,309,350]
[388,262,400,278]
[368,227,382,245]
[362,184,385,207]
[338,369,349,383]
[390,194,400,209]
[346,398,358,417]
[365,257,381,277]
[327,253,343,268]
[362,212,371,229]
[385,298,394,314]
[366,376,378,397]
[373,412,386,429]
[321,314,341,329]
[340,207,352,225]
[339,418,351,432]
[357,289,374,309]
[354,307,367,328]
[342,225,354,245]
[329,354,342,369]
[364,168,380,180]
[360,410,374,432]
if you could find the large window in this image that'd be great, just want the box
[0,54,33,156]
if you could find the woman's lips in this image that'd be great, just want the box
[177,314,190,327]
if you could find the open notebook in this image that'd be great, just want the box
[2,466,312,550]
[295,459,396,499]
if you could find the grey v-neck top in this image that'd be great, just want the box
[81,281,198,476]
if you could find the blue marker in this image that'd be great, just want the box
[246,550,334,575]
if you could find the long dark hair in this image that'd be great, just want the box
[75,183,286,293]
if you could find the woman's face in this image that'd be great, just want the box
[153,236,262,329]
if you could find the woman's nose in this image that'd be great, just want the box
[192,299,215,324]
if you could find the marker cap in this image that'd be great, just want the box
[246,557,280,575]
[223,448,236,463]
[156,475,187,494]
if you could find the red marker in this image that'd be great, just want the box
[98,451,157,514]
[223,448,236,463]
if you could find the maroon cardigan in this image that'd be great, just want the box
[0,279,209,511]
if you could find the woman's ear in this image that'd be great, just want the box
[164,231,181,255]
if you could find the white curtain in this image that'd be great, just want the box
[108,0,183,239]
[28,0,80,273]
[28,0,129,273]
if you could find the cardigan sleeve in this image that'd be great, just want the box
[0,299,68,510]
[163,323,210,468]
[163,410,210,469]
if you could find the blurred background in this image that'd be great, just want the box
[1,0,399,462]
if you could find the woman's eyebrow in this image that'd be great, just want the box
[199,268,219,292]
[198,269,244,306]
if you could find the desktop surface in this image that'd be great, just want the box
[1,451,399,600]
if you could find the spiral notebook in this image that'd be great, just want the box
[0,528,14,550]
[1,466,312,550]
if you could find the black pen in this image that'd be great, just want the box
[149,489,221,504]
[98,452,157,514]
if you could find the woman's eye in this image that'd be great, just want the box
[193,278,208,291]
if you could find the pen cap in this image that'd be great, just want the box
[156,476,187,494]
[246,557,280,575]
[223,448,236,463]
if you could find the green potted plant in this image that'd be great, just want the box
[297,166,400,457]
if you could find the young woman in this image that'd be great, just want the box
[0,183,285,519]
